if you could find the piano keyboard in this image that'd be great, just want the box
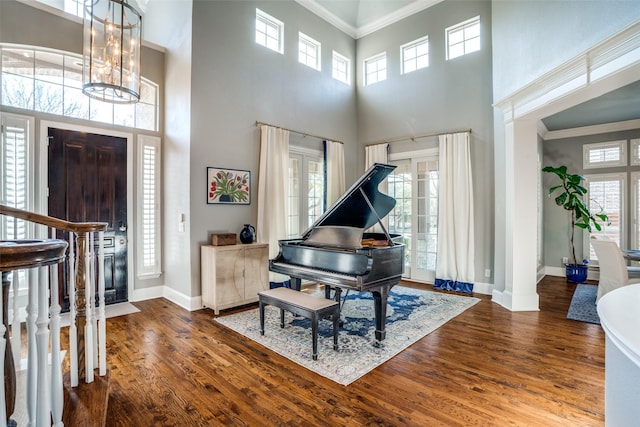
[270,262,358,283]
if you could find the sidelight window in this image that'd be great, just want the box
[137,135,162,278]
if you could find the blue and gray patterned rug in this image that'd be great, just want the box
[567,283,600,324]
[215,286,480,385]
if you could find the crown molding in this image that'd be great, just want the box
[295,0,443,39]
[294,0,357,38]
[494,21,640,123]
[543,118,640,140]
[355,0,444,39]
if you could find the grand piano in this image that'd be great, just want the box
[269,163,405,343]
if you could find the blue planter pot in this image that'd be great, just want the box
[566,264,588,283]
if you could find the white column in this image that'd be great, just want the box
[493,117,540,311]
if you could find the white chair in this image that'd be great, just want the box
[591,237,640,303]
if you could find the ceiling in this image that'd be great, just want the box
[299,0,639,133]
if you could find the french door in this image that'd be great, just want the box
[388,154,439,282]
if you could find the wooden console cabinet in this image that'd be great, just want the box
[201,243,269,314]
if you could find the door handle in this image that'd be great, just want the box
[119,221,127,232]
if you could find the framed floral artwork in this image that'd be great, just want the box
[207,167,251,204]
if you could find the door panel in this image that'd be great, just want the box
[389,156,439,283]
[48,128,128,310]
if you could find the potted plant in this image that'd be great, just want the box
[542,165,610,283]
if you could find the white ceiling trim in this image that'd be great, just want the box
[355,0,444,39]
[295,0,444,39]
[295,0,357,38]
[494,21,640,123]
[543,118,640,140]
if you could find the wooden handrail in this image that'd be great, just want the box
[0,204,107,233]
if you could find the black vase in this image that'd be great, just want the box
[240,224,255,244]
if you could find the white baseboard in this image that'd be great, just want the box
[471,281,493,295]
[132,285,203,312]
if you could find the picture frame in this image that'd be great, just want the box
[207,167,251,205]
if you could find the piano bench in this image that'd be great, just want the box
[258,287,340,360]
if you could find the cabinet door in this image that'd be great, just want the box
[215,248,245,306]
[243,245,269,299]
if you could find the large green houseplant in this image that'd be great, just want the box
[542,165,610,282]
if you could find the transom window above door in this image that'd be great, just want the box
[1,44,159,131]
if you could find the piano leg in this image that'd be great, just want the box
[371,284,393,344]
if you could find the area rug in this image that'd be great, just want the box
[567,283,600,324]
[215,286,480,386]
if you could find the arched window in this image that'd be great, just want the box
[1,43,158,131]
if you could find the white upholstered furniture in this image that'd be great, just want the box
[591,237,640,303]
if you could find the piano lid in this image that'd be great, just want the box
[300,163,397,239]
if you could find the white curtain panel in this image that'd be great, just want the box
[364,143,390,233]
[365,143,389,168]
[324,140,345,206]
[257,125,290,282]
[434,132,475,292]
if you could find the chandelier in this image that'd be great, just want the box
[82,0,142,103]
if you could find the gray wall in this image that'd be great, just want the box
[355,0,495,284]
[543,129,640,268]
[188,1,357,296]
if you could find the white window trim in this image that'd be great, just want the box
[401,35,429,75]
[1,112,36,239]
[445,15,480,61]
[632,171,640,250]
[364,52,387,86]
[583,140,627,169]
[584,172,626,262]
[137,134,162,279]
[256,8,284,54]
[332,50,350,85]
[298,32,321,71]
[631,138,640,165]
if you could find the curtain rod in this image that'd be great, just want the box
[255,121,344,144]
[365,128,472,147]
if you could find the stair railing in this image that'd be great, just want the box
[0,204,108,426]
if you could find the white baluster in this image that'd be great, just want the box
[49,263,63,427]
[35,266,50,427]
[11,271,21,368]
[89,233,98,370]
[1,273,7,427]
[68,233,78,387]
[98,231,106,376]
[26,268,37,427]
[84,233,94,383]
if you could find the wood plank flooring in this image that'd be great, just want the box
[103,276,604,426]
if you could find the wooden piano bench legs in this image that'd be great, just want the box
[258,287,340,360]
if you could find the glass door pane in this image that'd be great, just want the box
[413,157,438,282]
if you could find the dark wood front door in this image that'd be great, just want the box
[48,128,128,310]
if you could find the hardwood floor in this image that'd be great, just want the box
[103,276,604,426]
